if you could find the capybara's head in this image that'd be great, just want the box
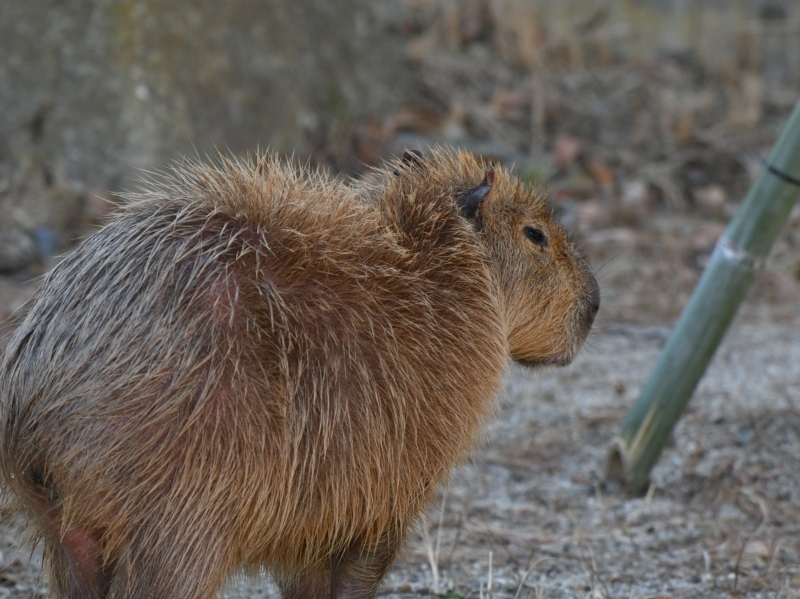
[395,148,599,367]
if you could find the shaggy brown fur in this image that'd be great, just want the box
[0,148,598,599]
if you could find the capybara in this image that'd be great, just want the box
[0,148,598,599]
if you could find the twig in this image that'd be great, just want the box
[433,485,448,590]
[589,545,611,599]
[444,505,464,567]
[764,539,781,579]
[739,487,769,537]
[512,559,549,599]
[487,551,493,599]
[732,537,747,594]
[625,482,656,525]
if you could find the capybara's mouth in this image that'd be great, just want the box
[512,352,574,368]
[512,309,596,369]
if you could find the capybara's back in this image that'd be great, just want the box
[0,149,598,599]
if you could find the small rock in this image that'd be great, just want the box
[619,178,659,221]
[0,226,37,274]
[693,184,727,215]
[744,539,770,557]
[735,428,755,446]
[621,180,648,210]
[33,227,59,260]
[717,502,743,521]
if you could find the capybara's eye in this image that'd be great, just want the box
[524,226,548,247]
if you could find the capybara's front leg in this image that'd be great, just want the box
[277,562,333,599]
[44,526,112,599]
[330,534,400,599]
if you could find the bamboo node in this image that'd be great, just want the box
[716,237,766,271]
[764,161,800,187]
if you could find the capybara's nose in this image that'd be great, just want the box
[590,295,600,319]
[584,278,600,330]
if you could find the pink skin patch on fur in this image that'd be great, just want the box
[56,523,110,598]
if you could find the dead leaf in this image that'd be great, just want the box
[586,157,614,190]
[382,105,442,138]
[553,135,583,169]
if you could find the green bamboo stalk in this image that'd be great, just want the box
[608,98,800,495]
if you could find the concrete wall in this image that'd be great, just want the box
[0,0,421,190]
[2,0,797,193]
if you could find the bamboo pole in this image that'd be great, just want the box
[608,98,800,495]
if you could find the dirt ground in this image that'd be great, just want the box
[2,4,800,597]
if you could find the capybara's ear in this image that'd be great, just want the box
[394,149,425,176]
[457,166,495,219]
[402,149,424,165]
